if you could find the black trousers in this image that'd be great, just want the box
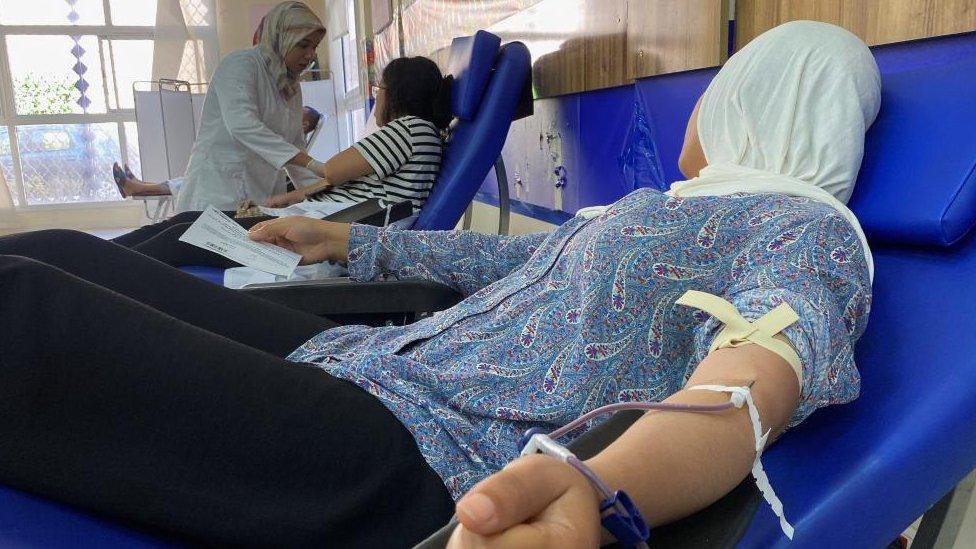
[0,230,454,547]
[111,211,274,268]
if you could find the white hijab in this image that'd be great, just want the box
[256,1,325,100]
[668,21,881,280]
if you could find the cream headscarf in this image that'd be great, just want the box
[256,1,326,100]
[668,20,881,280]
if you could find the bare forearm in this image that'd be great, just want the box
[321,146,372,186]
[587,388,757,526]
[587,345,799,527]
[287,147,372,190]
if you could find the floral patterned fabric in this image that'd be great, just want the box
[288,188,871,499]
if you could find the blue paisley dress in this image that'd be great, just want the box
[288,188,871,498]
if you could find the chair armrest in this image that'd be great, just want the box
[565,411,760,547]
[320,198,413,226]
[413,410,760,549]
[240,278,463,317]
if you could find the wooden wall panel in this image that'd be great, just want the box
[735,0,976,50]
[400,0,544,58]
[374,0,727,98]
[582,0,629,91]
[488,0,611,97]
[372,1,544,78]
[490,0,724,97]
[627,0,728,79]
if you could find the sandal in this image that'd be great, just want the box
[112,162,127,197]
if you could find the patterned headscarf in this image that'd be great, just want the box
[256,1,325,100]
[668,21,881,281]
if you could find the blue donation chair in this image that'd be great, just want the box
[414,33,976,549]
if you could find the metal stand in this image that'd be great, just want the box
[495,156,510,236]
[461,155,510,235]
[137,195,174,223]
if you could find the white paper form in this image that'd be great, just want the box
[258,204,311,218]
[258,200,357,219]
[179,206,301,276]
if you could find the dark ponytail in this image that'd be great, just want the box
[430,74,454,130]
[379,56,454,130]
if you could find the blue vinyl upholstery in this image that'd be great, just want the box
[627,33,976,548]
[635,68,718,190]
[448,31,502,121]
[632,42,976,252]
[412,38,531,230]
[849,57,976,247]
[736,35,976,548]
[176,265,224,285]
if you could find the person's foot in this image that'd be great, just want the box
[112,162,127,197]
[113,161,170,196]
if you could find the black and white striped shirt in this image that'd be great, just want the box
[309,115,443,211]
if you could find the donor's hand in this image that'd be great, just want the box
[248,217,350,265]
[447,454,602,548]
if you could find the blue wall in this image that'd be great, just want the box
[477,31,976,223]
[475,67,717,221]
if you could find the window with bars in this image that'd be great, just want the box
[0,0,216,207]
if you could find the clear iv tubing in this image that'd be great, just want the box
[546,398,739,549]
[547,399,738,440]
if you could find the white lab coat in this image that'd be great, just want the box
[175,49,318,212]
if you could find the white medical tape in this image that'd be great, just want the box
[575,205,609,219]
[689,384,795,540]
[378,199,393,227]
[520,433,574,462]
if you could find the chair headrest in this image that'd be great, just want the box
[448,30,502,121]
[849,57,976,247]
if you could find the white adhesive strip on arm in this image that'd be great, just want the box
[689,384,795,539]
[520,432,575,462]
[575,205,609,219]
[676,290,803,387]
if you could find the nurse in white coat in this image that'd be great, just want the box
[175,1,327,212]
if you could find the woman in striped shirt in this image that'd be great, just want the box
[267,55,451,211]
[110,56,452,267]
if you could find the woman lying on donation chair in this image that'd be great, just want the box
[0,21,877,547]
[107,55,451,269]
[111,107,324,198]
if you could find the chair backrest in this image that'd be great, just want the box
[742,43,976,548]
[418,43,976,547]
[632,34,976,548]
[526,31,976,549]
[412,31,531,230]
[847,58,976,247]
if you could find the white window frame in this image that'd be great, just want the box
[328,0,367,149]
[0,0,216,210]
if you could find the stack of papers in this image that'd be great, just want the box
[258,200,356,219]
[179,206,302,276]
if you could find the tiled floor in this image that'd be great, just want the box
[900,470,976,548]
[952,476,976,548]
[87,228,132,239]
